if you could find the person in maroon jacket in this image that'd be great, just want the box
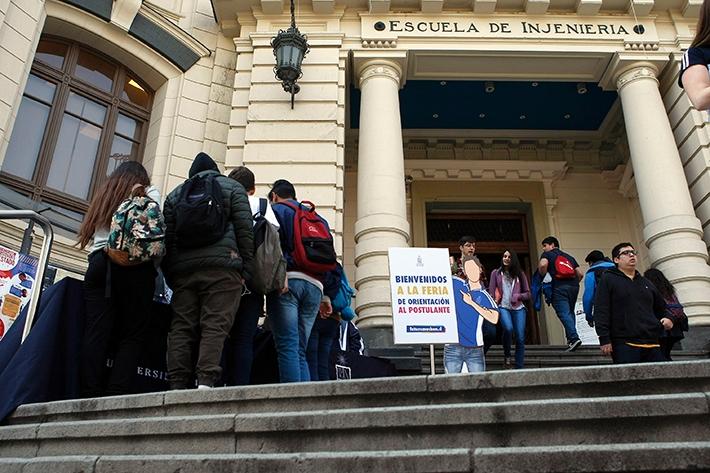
[489,250,531,369]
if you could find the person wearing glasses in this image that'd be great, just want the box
[593,242,671,364]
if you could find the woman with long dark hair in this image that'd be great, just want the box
[679,0,710,110]
[77,161,159,397]
[488,249,531,369]
[643,268,689,360]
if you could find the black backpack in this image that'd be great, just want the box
[592,266,608,288]
[173,173,227,248]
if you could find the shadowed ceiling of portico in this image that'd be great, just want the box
[350,80,618,130]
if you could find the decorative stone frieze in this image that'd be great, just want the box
[624,41,660,50]
[361,40,397,48]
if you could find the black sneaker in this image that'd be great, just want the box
[566,339,582,352]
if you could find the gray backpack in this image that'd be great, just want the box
[250,198,287,294]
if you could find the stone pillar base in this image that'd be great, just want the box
[359,327,423,374]
[679,327,710,353]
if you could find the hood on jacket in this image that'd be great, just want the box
[189,152,219,177]
[589,260,615,270]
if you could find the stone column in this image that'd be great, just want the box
[616,63,710,350]
[354,59,410,348]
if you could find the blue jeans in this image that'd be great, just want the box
[266,278,322,383]
[306,316,339,381]
[223,291,263,386]
[551,284,580,344]
[499,307,526,368]
[444,344,485,373]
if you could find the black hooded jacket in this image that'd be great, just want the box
[162,152,254,280]
[593,267,666,345]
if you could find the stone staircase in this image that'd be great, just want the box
[1,360,709,472]
[414,345,709,374]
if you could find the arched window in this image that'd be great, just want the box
[1,37,153,226]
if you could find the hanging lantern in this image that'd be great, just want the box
[271,0,309,108]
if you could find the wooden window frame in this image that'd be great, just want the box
[0,36,153,217]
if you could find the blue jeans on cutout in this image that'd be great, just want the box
[306,316,339,381]
[444,344,485,373]
[499,307,526,368]
[551,284,580,344]
[266,278,322,383]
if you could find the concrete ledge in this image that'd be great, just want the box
[7,361,710,426]
[474,441,710,472]
[1,443,709,472]
[0,455,98,473]
[232,392,710,453]
[0,450,472,473]
[234,392,710,432]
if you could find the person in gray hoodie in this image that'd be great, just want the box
[162,152,254,389]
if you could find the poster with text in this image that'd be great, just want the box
[575,301,599,346]
[388,247,459,344]
[0,245,38,341]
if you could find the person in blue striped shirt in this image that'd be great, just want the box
[446,255,499,374]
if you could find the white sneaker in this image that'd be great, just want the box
[197,384,212,390]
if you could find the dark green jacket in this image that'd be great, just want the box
[162,170,254,280]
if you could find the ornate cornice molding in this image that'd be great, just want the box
[404,159,567,181]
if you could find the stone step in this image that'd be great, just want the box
[1,442,709,473]
[0,450,472,473]
[1,392,708,457]
[415,346,708,374]
[8,360,710,425]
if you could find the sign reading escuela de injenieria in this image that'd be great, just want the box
[361,15,658,42]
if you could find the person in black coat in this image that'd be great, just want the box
[594,242,673,364]
[162,152,254,389]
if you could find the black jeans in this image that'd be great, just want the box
[167,269,243,388]
[611,341,666,364]
[81,250,156,397]
[223,289,263,386]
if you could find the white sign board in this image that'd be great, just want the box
[388,247,459,345]
[575,301,599,346]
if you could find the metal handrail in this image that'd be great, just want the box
[0,210,54,344]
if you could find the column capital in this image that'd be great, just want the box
[353,50,408,89]
[598,52,669,91]
[614,62,658,91]
[357,60,403,88]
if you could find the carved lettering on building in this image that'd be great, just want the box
[367,17,652,40]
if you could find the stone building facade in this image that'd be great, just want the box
[1,0,710,349]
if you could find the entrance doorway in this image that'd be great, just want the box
[426,210,541,344]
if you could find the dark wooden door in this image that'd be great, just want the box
[426,212,541,344]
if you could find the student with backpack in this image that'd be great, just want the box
[223,166,285,386]
[77,162,164,397]
[307,263,355,381]
[267,179,337,383]
[162,153,254,389]
[582,250,615,328]
[538,236,584,352]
